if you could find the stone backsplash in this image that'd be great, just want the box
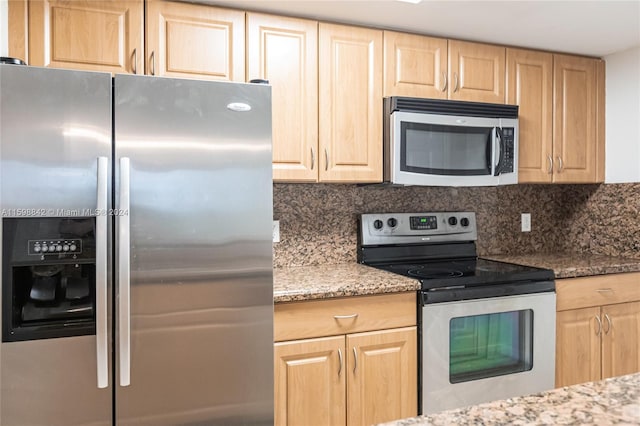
[273,182,640,268]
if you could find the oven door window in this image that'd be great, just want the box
[401,122,492,176]
[449,309,533,383]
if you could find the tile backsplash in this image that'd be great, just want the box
[272,182,640,268]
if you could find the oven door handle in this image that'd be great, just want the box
[493,127,505,176]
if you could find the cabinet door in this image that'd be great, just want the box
[555,307,601,387]
[347,327,417,426]
[506,48,553,183]
[274,336,346,426]
[553,54,597,183]
[383,31,447,98]
[319,23,383,183]
[247,13,319,182]
[28,0,143,73]
[146,0,244,80]
[602,301,640,379]
[448,40,505,103]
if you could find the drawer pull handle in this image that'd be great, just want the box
[596,288,614,293]
[352,347,358,374]
[604,314,612,334]
[334,314,358,320]
[595,315,602,336]
[337,348,343,376]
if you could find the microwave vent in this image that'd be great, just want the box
[386,97,518,119]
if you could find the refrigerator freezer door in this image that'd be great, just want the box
[0,66,113,425]
[114,75,274,425]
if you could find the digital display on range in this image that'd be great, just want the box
[410,216,437,230]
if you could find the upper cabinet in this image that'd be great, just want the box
[146,1,244,80]
[26,0,143,73]
[383,31,448,98]
[506,48,554,182]
[553,54,602,183]
[319,23,383,183]
[510,49,605,184]
[384,34,505,104]
[247,13,318,182]
[448,40,505,103]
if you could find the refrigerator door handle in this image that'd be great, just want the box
[96,157,109,389]
[118,157,132,387]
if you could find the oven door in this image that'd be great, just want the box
[421,292,555,414]
[390,111,517,186]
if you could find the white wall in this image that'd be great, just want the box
[0,0,8,57]
[604,46,640,183]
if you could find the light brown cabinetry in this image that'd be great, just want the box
[274,293,417,426]
[25,0,143,73]
[555,273,640,387]
[383,31,448,98]
[384,34,505,104]
[146,1,244,80]
[508,50,605,183]
[247,13,318,182]
[506,48,554,182]
[448,40,505,103]
[319,23,383,183]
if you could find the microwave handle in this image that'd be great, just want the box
[493,127,505,176]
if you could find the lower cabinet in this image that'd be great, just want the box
[274,293,417,426]
[555,273,640,387]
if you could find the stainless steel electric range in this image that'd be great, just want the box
[358,212,556,414]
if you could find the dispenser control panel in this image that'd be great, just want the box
[28,239,82,255]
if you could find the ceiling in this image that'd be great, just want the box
[207,0,640,57]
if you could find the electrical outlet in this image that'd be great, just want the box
[273,220,280,243]
[521,213,531,232]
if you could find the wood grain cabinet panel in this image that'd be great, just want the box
[27,0,143,73]
[448,40,505,103]
[555,307,601,387]
[556,274,640,388]
[602,301,640,379]
[347,327,417,426]
[383,31,448,98]
[319,23,383,183]
[146,0,244,80]
[553,54,598,183]
[507,48,553,183]
[274,336,346,426]
[247,13,318,182]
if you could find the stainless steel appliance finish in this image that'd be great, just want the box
[0,65,274,425]
[422,293,556,413]
[359,212,556,415]
[383,97,519,187]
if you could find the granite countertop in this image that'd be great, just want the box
[379,373,640,426]
[273,263,420,303]
[484,252,640,279]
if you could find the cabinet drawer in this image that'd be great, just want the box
[556,273,640,311]
[274,292,416,341]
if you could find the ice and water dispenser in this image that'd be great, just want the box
[2,217,96,342]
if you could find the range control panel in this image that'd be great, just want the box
[28,239,82,256]
[360,212,477,247]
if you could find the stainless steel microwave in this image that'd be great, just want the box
[383,97,519,186]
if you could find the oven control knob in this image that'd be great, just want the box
[448,216,458,226]
[387,218,397,228]
[373,220,384,230]
[460,217,470,227]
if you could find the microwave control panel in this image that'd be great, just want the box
[502,127,515,173]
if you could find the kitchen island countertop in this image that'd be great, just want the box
[484,252,640,279]
[273,263,420,303]
[379,373,640,426]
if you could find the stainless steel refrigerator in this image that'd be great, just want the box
[0,64,274,425]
